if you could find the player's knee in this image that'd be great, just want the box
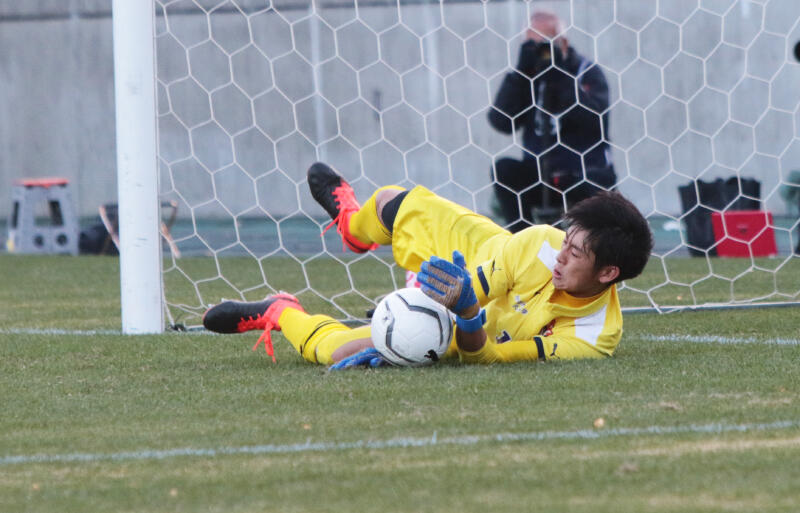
[376,188,409,232]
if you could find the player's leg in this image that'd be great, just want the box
[203,293,370,364]
[349,181,511,274]
[202,293,304,362]
[278,308,372,365]
[308,161,510,273]
[389,186,510,273]
[307,162,404,253]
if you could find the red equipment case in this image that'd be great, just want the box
[710,210,777,257]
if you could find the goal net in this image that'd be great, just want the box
[151,0,800,328]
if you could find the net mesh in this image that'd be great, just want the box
[153,0,800,328]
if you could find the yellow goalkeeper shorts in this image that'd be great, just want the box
[390,185,510,272]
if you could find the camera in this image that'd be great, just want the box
[517,40,561,77]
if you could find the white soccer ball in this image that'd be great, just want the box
[371,287,454,367]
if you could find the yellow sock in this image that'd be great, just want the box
[348,185,405,246]
[279,308,371,365]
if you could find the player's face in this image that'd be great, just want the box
[552,228,613,297]
[526,14,569,56]
[527,16,558,42]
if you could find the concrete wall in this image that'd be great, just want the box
[0,0,116,220]
[2,0,800,221]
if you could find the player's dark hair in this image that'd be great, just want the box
[564,191,653,283]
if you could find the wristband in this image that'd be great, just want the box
[455,308,486,333]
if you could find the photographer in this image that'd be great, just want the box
[488,11,616,232]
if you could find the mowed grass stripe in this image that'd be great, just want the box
[3,328,799,346]
[2,254,799,512]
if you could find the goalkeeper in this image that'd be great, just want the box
[202,163,653,367]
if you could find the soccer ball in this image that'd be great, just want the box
[371,287,454,367]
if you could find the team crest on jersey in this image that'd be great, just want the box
[513,295,528,314]
[539,320,555,337]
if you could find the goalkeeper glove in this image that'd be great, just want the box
[329,348,389,370]
[417,250,478,317]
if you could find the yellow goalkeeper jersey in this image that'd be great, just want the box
[461,224,622,363]
[391,186,622,364]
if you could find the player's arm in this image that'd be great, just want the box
[460,315,618,364]
[487,73,533,133]
[450,303,485,352]
[458,333,606,364]
[468,231,528,306]
[551,63,609,128]
[417,251,488,353]
[573,64,610,113]
[487,41,539,133]
[555,65,609,148]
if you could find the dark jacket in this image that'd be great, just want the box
[488,43,614,189]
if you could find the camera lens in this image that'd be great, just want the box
[537,42,551,61]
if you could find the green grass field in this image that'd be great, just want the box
[1,253,799,512]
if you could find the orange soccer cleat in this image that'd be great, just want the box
[202,293,304,362]
[307,162,378,254]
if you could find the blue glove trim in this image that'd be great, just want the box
[455,308,486,333]
[329,348,388,370]
[450,251,478,313]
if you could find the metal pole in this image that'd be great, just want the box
[112,0,163,333]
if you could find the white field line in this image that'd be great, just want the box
[2,329,799,345]
[0,328,121,336]
[0,328,211,336]
[640,334,800,345]
[1,420,798,466]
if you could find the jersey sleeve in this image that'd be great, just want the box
[456,302,622,364]
[456,333,608,364]
[470,256,512,307]
[468,230,528,306]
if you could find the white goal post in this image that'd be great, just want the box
[114,0,800,333]
[112,0,163,334]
